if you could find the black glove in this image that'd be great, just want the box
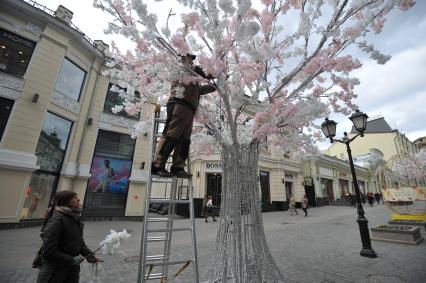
[71,256,84,266]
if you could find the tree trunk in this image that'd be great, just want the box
[208,142,284,282]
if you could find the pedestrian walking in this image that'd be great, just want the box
[374,192,381,204]
[301,194,309,217]
[205,195,217,223]
[367,192,374,207]
[289,194,298,216]
[151,54,216,178]
[37,190,100,283]
[348,193,356,207]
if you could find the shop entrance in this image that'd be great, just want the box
[321,178,334,204]
[206,173,222,206]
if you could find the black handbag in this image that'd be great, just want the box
[32,247,43,268]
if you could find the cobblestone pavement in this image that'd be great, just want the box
[0,205,425,282]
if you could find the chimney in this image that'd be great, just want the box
[94,40,109,53]
[54,5,73,24]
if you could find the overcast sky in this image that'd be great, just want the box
[34,0,426,148]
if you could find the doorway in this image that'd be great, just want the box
[321,178,334,204]
[206,173,222,206]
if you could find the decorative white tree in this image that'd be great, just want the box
[94,0,414,281]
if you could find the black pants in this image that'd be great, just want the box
[302,208,308,216]
[37,263,80,283]
[205,207,216,221]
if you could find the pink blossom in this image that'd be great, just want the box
[343,27,360,38]
[244,8,260,19]
[371,17,386,34]
[288,0,303,9]
[260,9,274,33]
[171,33,189,56]
[398,0,415,11]
[125,104,139,116]
[198,54,215,76]
[183,12,199,27]
[261,0,273,6]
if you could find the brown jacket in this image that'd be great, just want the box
[169,81,215,111]
[169,66,216,111]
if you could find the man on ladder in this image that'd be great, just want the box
[151,53,216,178]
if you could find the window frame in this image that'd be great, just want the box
[34,111,73,173]
[54,57,86,102]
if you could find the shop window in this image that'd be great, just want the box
[0,27,36,77]
[0,97,14,141]
[54,58,86,101]
[21,112,73,219]
[84,130,136,216]
[103,83,140,119]
[34,112,73,172]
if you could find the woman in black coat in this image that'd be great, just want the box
[37,191,99,283]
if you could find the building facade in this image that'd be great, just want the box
[188,150,305,216]
[323,117,417,162]
[0,0,151,226]
[303,154,376,206]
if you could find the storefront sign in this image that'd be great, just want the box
[1,28,35,48]
[383,187,426,202]
[319,166,333,177]
[205,162,222,172]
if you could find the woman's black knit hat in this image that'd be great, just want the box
[55,190,77,206]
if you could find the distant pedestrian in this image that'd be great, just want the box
[348,193,356,207]
[367,192,374,207]
[205,195,217,222]
[37,190,100,283]
[374,192,380,204]
[301,194,309,217]
[289,194,298,216]
[361,193,366,205]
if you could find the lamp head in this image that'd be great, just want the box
[349,110,368,136]
[321,118,337,143]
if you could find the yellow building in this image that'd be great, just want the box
[0,0,151,226]
[323,117,417,161]
[303,154,375,206]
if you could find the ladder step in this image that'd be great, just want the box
[147,227,192,233]
[147,217,170,222]
[147,236,168,242]
[149,199,190,204]
[146,255,167,261]
[151,178,174,183]
[145,273,165,280]
[154,117,167,122]
[146,259,192,267]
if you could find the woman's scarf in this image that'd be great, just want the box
[56,205,82,220]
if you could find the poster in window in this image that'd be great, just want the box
[88,157,131,194]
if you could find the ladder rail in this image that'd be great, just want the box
[138,110,160,283]
[188,158,200,282]
[138,106,199,283]
[161,177,177,279]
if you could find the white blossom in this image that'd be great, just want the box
[99,229,131,255]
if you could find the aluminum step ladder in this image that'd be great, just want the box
[137,106,199,282]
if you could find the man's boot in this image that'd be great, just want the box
[151,136,177,178]
[171,139,192,178]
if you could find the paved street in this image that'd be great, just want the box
[0,205,425,283]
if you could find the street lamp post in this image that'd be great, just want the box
[321,110,377,258]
